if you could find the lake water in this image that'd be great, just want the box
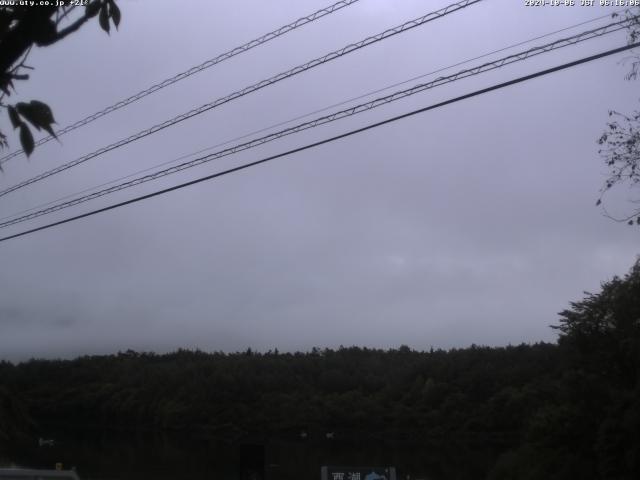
[1,429,473,480]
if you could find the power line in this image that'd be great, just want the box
[0,18,630,227]
[0,0,482,199]
[0,9,623,225]
[0,17,632,230]
[0,12,619,226]
[0,0,363,166]
[1,42,637,244]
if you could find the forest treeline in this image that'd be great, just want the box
[1,260,639,479]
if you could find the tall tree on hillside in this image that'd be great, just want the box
[554,258,640,479]
[554,258,640,387]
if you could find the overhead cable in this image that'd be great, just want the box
[1,41,638,244]
[0,0,362,166]
[0,11,622,225]
[0,17,632,229]
[0,0,483,199]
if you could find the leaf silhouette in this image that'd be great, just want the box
[99,4,110,34]
[19,124,34,157]
[7,106,21,129]
[109,0,121,29]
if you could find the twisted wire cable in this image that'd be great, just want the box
[0,11,619,224]
[0,0,483,198]
[0,17,632,230]
[0,0,362,166]
[1,41,638,244]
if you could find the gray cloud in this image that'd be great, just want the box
[0,0,638,361]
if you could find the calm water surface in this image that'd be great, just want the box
[2,430,460,480]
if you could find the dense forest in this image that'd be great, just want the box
[0,259,639,479]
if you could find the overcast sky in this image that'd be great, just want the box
[0,0,638,361]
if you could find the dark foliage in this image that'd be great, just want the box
[597,8,640,225]
[0,1,120,158]
[1,259,639,478]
